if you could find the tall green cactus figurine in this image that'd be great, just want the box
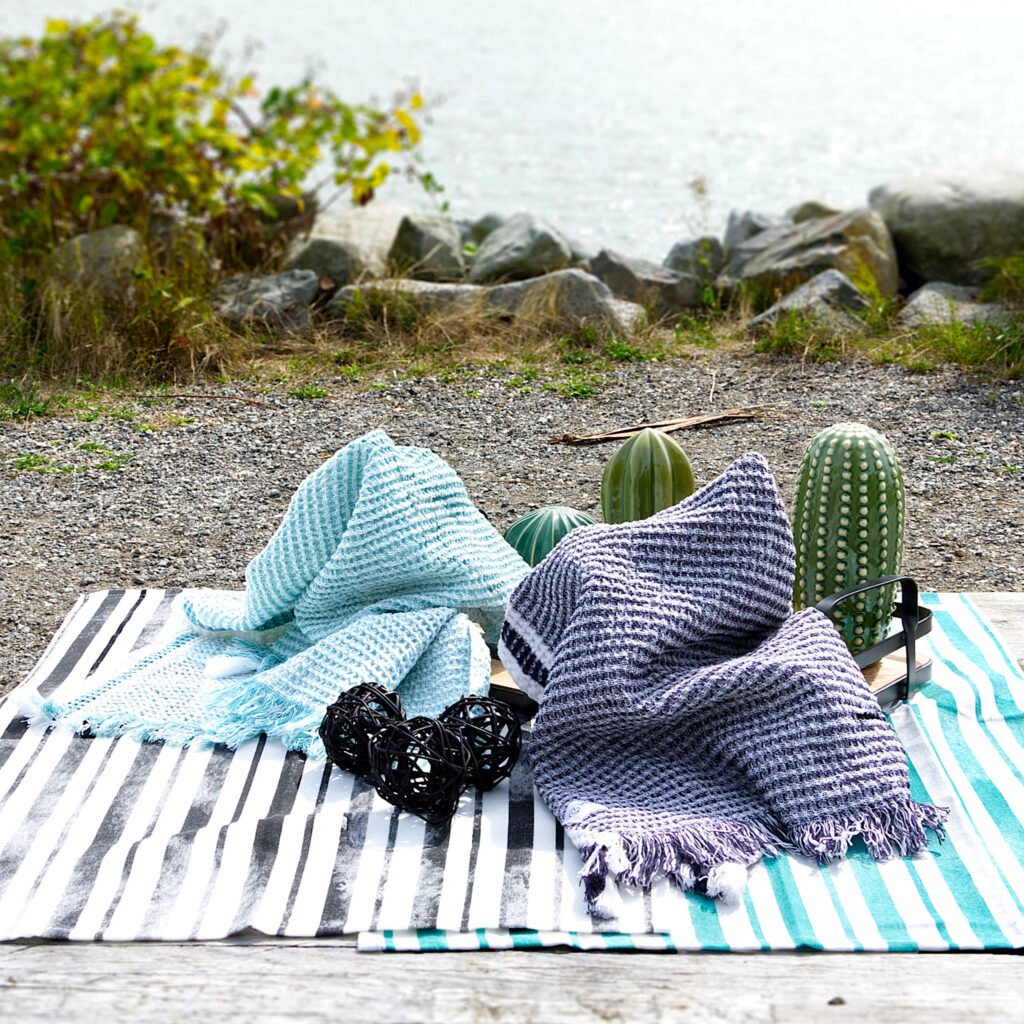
[601,427,695,524]
[793,422,906,654]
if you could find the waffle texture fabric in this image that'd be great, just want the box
[35,430,530,756]
[498,452,947,912]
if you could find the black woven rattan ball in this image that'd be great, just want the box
[368,716,471,824]
[439,695,522,791]
[319,682,405,776]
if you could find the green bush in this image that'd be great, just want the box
[0,12,432,378]
[0,12,427,263]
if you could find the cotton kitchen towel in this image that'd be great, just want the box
[32,430,530,756]
[498,453,947,914]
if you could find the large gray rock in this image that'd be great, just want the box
[51,226,144,298]
[311,199,411,271]
[469,212,507,244]
[747,270,869,332]
[566,236,599,265]
[387,213,465,281]
[786,200,841,224]
[284,237,369,288]
[212,269,320,330]
[468,213,573,283]
[717,222,797,280]
[717,209,899,309]
[897,282,1012,328]
[869,165,1024,286]
[723,209,788,250]
[663,235,725,282]
[328,278,479,322]
[589,249,704,316]
[487,269,644,332]
[456,218,475,247]
[328,269,643,334]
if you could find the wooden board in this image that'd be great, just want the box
[862,652,930,694]
[2,593,1023,1024]
[972,593,1024,669]
[1,940,1023,1023]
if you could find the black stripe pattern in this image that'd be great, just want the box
[1,591,565,940]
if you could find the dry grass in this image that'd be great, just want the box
[753,304,1024,378]
[236,294,751,395]
[4,254,1022,415]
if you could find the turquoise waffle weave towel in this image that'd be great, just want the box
[35,431,530,756]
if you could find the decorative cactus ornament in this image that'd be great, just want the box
[601,428,695,524]
[793,422,906,654]
[503,506,597,567]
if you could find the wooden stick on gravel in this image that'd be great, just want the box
[548,406,784,446]
[144,392,279,409]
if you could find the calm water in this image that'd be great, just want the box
[5,0,1024,258]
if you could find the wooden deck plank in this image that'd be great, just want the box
[2,943,1023,1024]
[971,593,1024,667]
[1,593,1022,1023]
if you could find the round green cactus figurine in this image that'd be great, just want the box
[601,428,695,524]
[793,422,906,653]
[504,506,597,567]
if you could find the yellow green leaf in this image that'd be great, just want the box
[394,109,421,144]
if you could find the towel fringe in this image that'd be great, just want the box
[571,798,949,912]
[787,798,949,862]
[201,675,325,756]
[572,818,780,910]
[30,697,214,749]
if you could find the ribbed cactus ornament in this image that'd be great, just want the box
[793,422,906,654]
[601,427,695,524]
[503,506,597,567]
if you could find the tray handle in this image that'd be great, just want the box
[814,575,931,703]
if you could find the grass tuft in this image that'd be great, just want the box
[11,452,53,472]
[288,383,328,400]
[0,379,51,420]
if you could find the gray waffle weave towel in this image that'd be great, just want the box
[498,453,947,914]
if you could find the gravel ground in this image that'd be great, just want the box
[2,353,1022,696]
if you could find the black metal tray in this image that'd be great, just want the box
[487,656,540,718]
[815,574,933,711]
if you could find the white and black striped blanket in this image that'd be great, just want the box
[3,589,1024,951]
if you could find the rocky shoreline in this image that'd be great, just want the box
[2,353,1022,698]
[55,164,1024,342]
[240,164,1024,335]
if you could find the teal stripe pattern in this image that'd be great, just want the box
[359,594,1024,952]
[33,431,529,755]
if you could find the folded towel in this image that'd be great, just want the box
[35,430,529,756]
[499,452,947,913]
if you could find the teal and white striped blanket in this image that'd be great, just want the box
[2,591,1023,951]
